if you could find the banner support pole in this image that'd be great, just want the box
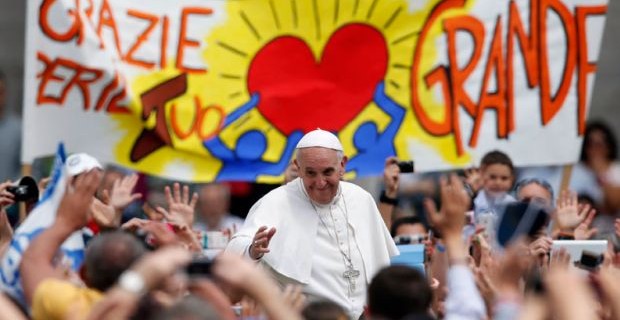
[559,164,574,193]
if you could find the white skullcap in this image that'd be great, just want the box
[296,129,343,151]
[65,153,103,176]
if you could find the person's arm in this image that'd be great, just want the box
[0,208,13,258]
[378,157,399,229]
[20,169,102,305]
[597,265,620,320]
[214,253,302,320]
[0,293,26,320]
[425,174,486,320]
[86,246,191,320]
[544,259,598,320]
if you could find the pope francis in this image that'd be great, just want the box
[226,129,398,319]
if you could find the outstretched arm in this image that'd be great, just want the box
[203,95,261,160]
[203,137,235,160]
[223,94,260,128]
[20,170,102,304]
[373,82,406,141]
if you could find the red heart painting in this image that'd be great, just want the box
[248,23,388,134]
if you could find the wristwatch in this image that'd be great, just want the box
[118,270,146,295]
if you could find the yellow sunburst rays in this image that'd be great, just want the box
[116,0,478,181]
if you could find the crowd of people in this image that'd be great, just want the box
[1,116,620,320]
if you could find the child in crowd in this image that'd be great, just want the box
[473,150,516,220]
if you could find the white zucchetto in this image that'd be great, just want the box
[295,129,343,151]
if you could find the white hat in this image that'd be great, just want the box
[65,153,103,176]
[296,129,343,151]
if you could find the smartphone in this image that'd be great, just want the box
[496,201,550,247]
[186,258,213,276]
[397,161,415,173]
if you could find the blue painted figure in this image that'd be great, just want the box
[203,94,303,181]
[347,82,406,176]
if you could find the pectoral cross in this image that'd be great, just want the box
[343,265,361,292]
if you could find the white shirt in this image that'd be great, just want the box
[226,178,398,319]
[304,201,367,319]
[445,265,487,320]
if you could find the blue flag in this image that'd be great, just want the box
[0,143,86,306]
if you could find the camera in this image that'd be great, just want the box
[185,258,214,276]
[397,161,414,173]
[6,176,39,203]
[575,250,604,272]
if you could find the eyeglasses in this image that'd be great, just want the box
[393,233,428,245]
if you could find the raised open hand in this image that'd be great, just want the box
[106,173,142,212]
[424,174,471,236]
[90,197,120,228]
[161,183,198,226]
[574,208,598,240]
[555,190,590,231]
[249,226,276,260]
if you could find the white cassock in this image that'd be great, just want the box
[226,178,399,319]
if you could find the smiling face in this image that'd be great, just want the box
[481,163,514,196]
[294,147,346,204]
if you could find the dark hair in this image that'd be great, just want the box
[368,266,432,320]
[390,216,426,237]
[84,231,146,292]
[302,300,347,320]
[580,121,618,162]
[480,150,514,174]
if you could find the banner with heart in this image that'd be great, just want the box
[22,0,609,183]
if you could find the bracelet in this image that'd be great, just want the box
[379,191,398,206]
[557,232,575,240]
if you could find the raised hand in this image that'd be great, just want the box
[424,174,471,237]
[464,167,482,194]
[282,284,306,312]
[528,236,553,263]
[383,157,400,198]
[249,226,276,260]
[574,208,598,240]
[90,197,120,228]
[106,173,142,212]
[0,181,15,209]
[161,183,198,226]
[554,190,590,232]
[56,169,103,231]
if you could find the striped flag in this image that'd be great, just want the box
[0,143,86,306]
